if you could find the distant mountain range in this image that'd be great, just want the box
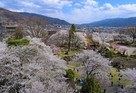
[0,7,70,25]
[83,17,136,27]
[0,7,136,27]
[19,12,70,25]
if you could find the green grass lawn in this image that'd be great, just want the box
[68,62,83,67]
[67,62,83,81]
[58,49,83,81]
[111,68,132,86]
[7,38,30,46]
[67,68,81,81]
[58,50,81,57]
[74,70,81,81]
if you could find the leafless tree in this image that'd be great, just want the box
[118,28,127,43]
[127,26,136,43]
[22,16,50,38]
[15,25,23,39]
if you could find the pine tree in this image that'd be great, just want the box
[67,24,76,53]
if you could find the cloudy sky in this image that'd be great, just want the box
[0,0,136,24]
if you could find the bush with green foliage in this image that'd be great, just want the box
[66,69,75,80]
[7,38,30,46]
[98,47,120,58]
[81,77,102,93]
[104,50,117,58]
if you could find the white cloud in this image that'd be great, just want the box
[42,0,73,9]
[74,3,82,7]
[102,3,114,10]
[118,4,136,12]
[84,0,98,6]
[9,9,24,12]
[55,3,136,24]
[21,1,41,8]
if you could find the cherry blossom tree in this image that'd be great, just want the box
[0,37,76,93]
[120,68,136,92]
[72,50,111,89]
[48,30,86,49]
[121,68,136,84]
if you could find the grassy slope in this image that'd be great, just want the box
[111,68,132,86]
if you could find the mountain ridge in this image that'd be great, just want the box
[82,17,136,27]
[0,7,70,25]
[1,7,136,27]
[18,12,70,25]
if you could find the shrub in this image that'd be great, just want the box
[117,41,130,46]
[111,57,136,69]
[7,38,30,46]
[81,77,102,93]
[98,47,119,58]
[66,69,75,80]
[111,57,129,71]
[104,50,117,58]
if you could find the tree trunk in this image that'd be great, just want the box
[132,36,135,43]
[68,33,71,52]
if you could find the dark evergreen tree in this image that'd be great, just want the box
[81,76,102,93]
[67,24,76,53]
